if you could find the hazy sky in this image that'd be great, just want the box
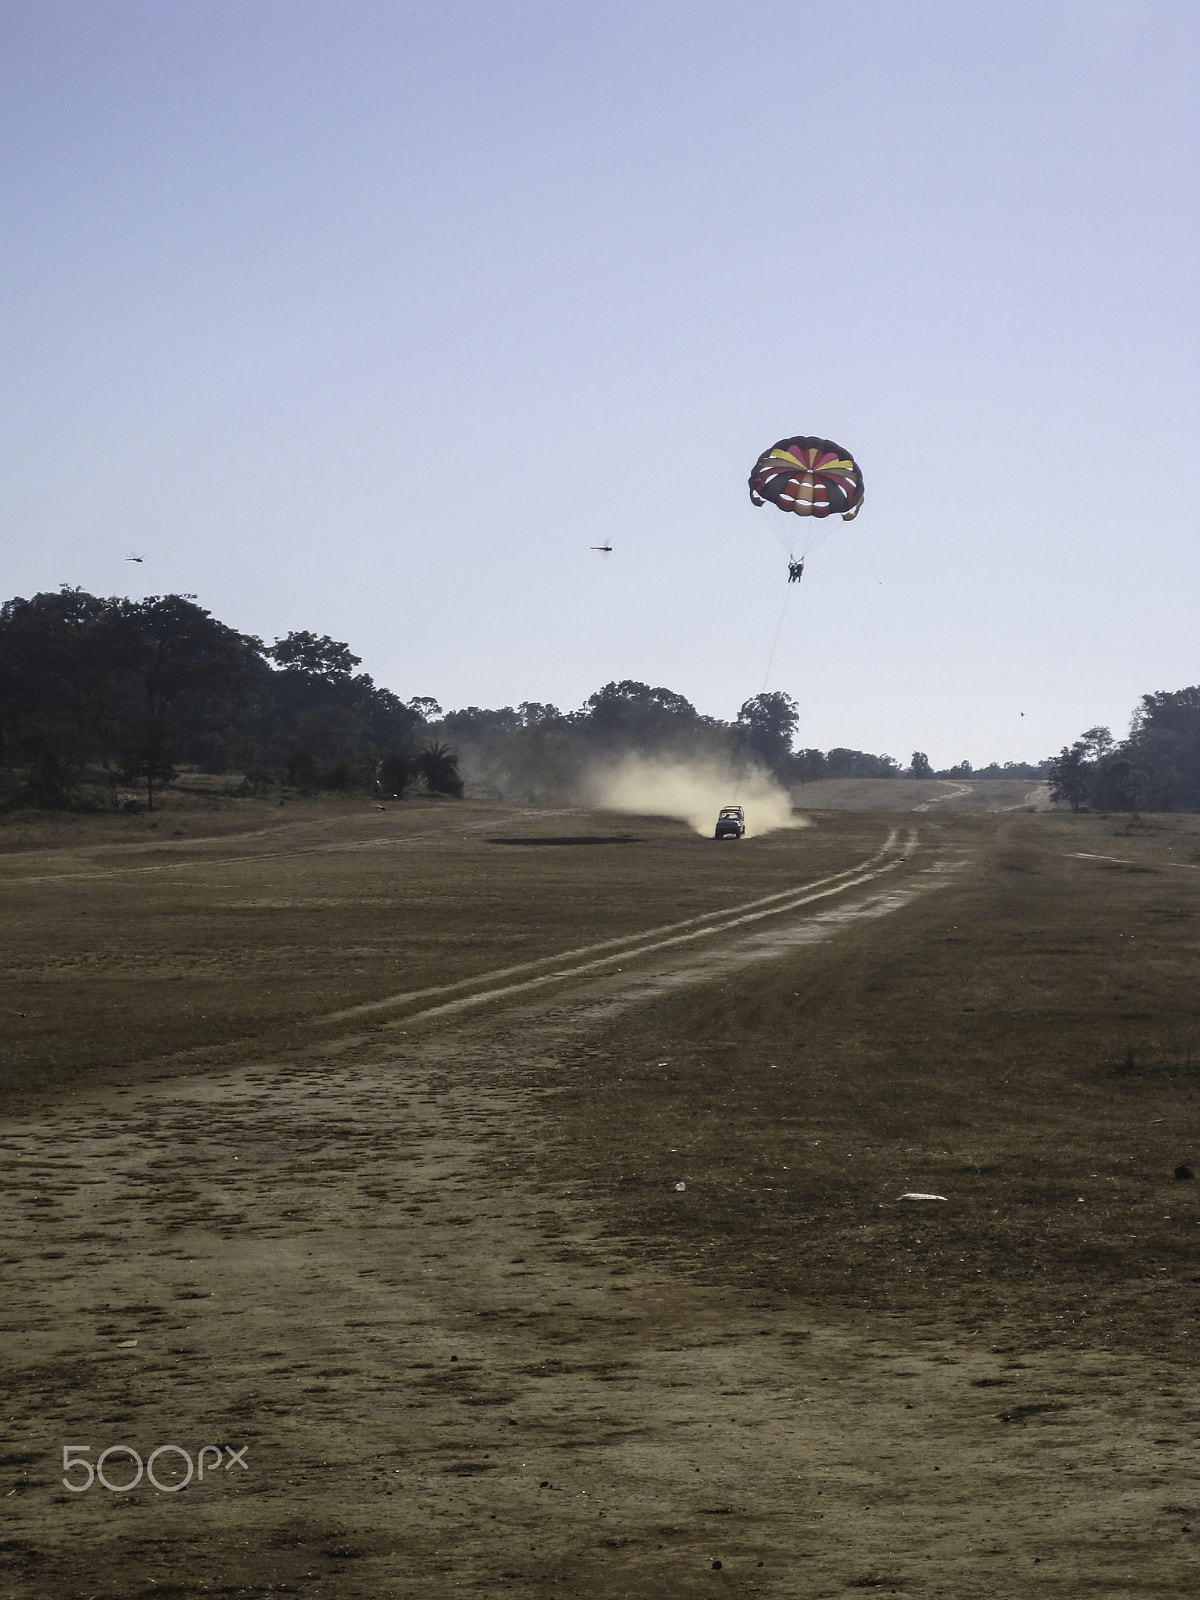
[3,0,1196,766]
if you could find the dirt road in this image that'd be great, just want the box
[2,806,1197,1598]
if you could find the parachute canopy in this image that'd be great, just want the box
[748,436,864,522]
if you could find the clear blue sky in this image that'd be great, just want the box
[2,0,1196,767]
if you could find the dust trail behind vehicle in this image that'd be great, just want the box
[581,753,807,837]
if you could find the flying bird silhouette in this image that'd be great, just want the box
[126,553,145,563]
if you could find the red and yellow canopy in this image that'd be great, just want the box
[748,435,864,521]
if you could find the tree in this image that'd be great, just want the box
[285,704,362,782]
[737,692,799,771]
[1047,744,1090,810]
[909,751,933,778]
[0,587,129,770]
[1078,726,1114,763]
[118,716,178,810]
[359,686,425,759]
[1089,755,1146,812]
[407,696,443,721]
[377,751,412,798]
[518,702,563,728]
[584,681,701,746]
[441,705,523,742]
[825,747,898,779]
[417,742,464,796]
[21,750,79,809]
[107,595,264,719]
[1125,687,1200,811]
[268,632,361,681]
[791,747,827,783]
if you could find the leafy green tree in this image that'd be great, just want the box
[287,705,362,772]
[441,706,522,742]
[825,747,898,779]
[1089,755,1146,812]
[737,692,799,772]
[118,716,178,810]
[0,587,130,769]
[268,632,361,681]
[1125,687,1200,810]
[518,702,563,727]
[1047,744,1090,810]
[791,747,827,783]
[909,751,933,778]
[359,685,425,758]
[107,595,263,719]
[263,635,428,784]
[584,681,706,755]
[407,696,443,721]
[1078,726,1114,762]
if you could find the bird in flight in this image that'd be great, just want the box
[126,553,145,563]
[591,544,613,554]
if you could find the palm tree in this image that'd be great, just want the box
[417,742,464,797]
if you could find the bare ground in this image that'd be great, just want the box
[1,798,1198,1598]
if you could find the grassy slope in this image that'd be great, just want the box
[537,811,1200,1364]
[795,776,1047,811]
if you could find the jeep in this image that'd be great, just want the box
[714,805,745,840]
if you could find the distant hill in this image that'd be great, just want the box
[794,778,1051,813]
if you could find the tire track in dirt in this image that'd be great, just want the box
[317,827,916,1033]
[912,781,973,812]
[17,825,922,1087]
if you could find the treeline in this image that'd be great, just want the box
[0,588,453,808]
[443,682,791,801]
[1047,689,1200,812]
[443,684,1044,801]
[441,684,893,801]
[7,588,1191,815]
[0,589,1016,813]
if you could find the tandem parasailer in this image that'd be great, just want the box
[749,434,864,583]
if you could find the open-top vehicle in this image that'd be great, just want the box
[714,805,745,839]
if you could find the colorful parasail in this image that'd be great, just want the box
[748,436,864,522]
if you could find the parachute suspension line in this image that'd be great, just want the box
[767,507,792,558]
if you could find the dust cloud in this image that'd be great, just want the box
[582,754,809,838]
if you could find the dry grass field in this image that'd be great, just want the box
[1,787,1197,1599]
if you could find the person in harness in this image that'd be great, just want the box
[787,558,805,583]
